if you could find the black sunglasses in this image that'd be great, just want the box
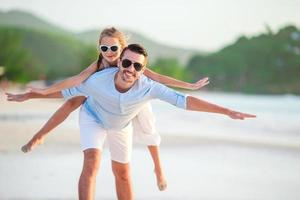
[99,45,119,52]
[121,59,144,72]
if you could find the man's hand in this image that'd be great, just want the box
[6,92,30,102]
[227,110,256,120]
[6,91,63,101]
[189,77,209,90]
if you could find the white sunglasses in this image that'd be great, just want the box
[99,45,120,52]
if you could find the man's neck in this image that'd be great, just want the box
[114,72,134,93]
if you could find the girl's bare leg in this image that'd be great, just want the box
[22,96,86,153]
[147,145,167,191]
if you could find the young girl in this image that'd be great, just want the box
[7,27,209,191]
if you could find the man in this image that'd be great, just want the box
[6,44,255,200]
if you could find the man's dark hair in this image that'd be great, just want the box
[120,44,148,66]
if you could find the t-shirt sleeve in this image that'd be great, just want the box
[61,83,88,100]
[150,81,188,109]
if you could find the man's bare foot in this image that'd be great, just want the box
[21,136,44,153]
[154,168,167,191]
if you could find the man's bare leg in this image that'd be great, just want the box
[78,149,101,200]
[148,145,167,191]
[111,160,133,200]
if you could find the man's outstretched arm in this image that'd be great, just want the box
[186,96,256,120]
[6,91,63,102]
[150,81,256,120]
[6,78,93,103]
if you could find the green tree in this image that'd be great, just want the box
[187,25,300,94]
[0,27,38,82]
[150,57,191,82]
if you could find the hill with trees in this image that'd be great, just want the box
[187,25,300,94]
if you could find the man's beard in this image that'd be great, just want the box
[121,69,136,83]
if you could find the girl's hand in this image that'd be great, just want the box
[5,92,30,102]
[189,77,210,90]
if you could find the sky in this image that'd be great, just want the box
[0,0,300,51]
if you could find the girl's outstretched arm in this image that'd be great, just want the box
[144,68,209,90]
[29,61,98,95]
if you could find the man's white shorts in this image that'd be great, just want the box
[79,107,133,164]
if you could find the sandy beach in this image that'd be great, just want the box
[1,90,300,199]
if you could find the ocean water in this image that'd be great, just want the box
[152,91,300,148]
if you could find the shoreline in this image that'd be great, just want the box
[2,132,300,155]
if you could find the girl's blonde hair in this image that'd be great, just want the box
[97,27,127,69]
